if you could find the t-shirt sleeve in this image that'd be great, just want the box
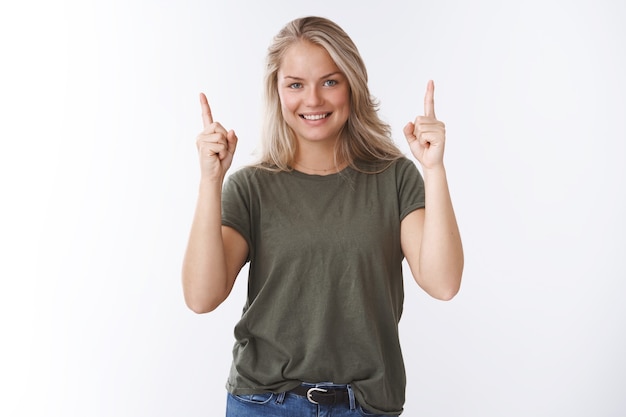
[221,169,253,262]
[396,158,426,220]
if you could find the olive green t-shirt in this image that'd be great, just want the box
[221,157,425,415]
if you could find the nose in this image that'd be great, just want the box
[304,86,323,106]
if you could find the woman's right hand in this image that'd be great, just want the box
[196,93,238,182]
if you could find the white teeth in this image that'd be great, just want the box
[302,113,329,120]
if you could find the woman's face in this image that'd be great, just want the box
[277,41,350,147]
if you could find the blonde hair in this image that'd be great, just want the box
[255,16,403,172]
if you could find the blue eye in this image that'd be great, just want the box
[324,80,337,87]
[289,83,303,89]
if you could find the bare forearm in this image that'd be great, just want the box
[420,165,464,299]
[182,180,229,312]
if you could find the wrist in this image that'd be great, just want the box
[421,164,446,179]
[198,176,223,192]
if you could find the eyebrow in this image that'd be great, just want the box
[283,72,342,81]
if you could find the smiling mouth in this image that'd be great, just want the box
[300,113,331,120]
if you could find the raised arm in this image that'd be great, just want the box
[401,81,464,300]
[182,93,248,313]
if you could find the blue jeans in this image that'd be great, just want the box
[226,383,399,417]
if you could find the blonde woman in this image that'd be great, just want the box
[183,16,463,416]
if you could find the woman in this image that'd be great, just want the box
[182,16,463,416]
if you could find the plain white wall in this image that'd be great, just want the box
[1,0,625,416]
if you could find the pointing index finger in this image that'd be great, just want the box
[199,92,213,128]
[424,80,436,119]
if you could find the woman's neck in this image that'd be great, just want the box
[292,161,347,175]
[292,147,346,175]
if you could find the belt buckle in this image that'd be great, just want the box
[306,387,328,404]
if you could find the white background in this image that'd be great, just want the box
[1,0,625,416]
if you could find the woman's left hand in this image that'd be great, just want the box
[403,80,446,170]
